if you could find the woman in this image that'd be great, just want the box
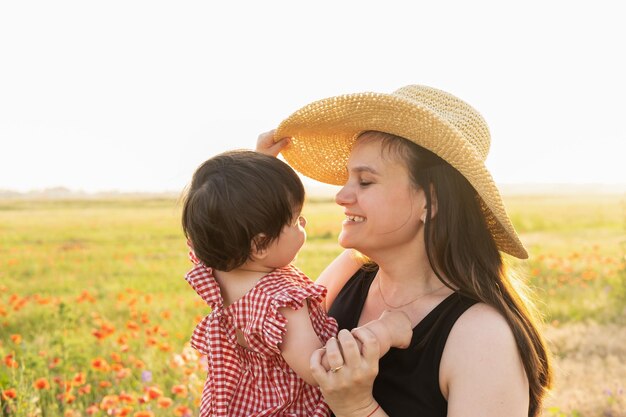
[258,84,552,417]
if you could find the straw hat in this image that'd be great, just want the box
[275,84,528,259]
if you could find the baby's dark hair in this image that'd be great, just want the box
[182,150,305,271]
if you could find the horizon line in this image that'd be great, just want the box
[1,182,625,198]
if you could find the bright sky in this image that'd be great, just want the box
[1,1,624,193]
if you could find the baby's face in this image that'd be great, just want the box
[259,211,307,269]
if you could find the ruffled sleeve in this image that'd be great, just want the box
[190,315,211,355]
[184,263,223,311]
[257,281,333,356]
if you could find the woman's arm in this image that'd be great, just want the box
[441,303,529,417]
[256,130,290,156]
[315,249,364,311]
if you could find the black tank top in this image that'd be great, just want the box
[328,268,478,417]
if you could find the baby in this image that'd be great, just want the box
[182,150,411,417]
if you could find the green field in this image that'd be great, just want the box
[1,195,624,417]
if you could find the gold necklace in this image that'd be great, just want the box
[377,275,446,309]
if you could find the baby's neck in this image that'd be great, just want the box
[213,266,275,307]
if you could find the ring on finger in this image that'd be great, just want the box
[330,365,344,373]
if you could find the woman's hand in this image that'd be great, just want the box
[256,130,291,157]
[311,329,383,417]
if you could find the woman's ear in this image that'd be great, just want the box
[250,234,269,260]
[421,184,438,222]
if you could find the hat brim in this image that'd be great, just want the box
[276,91,528,259]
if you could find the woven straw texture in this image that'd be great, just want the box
[275,85,528,259]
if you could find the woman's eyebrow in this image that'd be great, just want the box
[348,166,380,175]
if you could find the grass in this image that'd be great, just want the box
[0,194,624,416]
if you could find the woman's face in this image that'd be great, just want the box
[335,138,426,256]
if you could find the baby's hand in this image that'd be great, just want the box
[378,310,413,349]
[320,348,330,371]
[256,130,290,157]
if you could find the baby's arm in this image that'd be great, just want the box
[279,303,324,386]
[315,249,365,311]
[279,306,412,386]
[354,310,413,356]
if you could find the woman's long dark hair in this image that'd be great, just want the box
[359,132,552,417]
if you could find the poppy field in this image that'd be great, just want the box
[1,194,624,417]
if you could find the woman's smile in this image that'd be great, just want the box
[343,213,366,224]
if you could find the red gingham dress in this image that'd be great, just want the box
[185,261,338,417]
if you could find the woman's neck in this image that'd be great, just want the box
[368,241,446,294]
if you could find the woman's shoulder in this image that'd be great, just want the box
[439,302,528,406]
[445,302,518,358]
[454,302,512,333]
